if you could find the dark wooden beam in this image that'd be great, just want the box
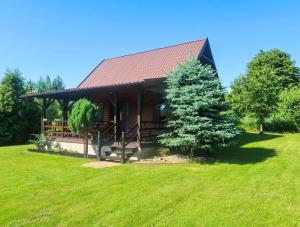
[201,55,215,65]
[45,98,55,109]
[57,99,71,137]
[108,93,115,105]
[121,132,125,164]
[68,100,76,110]
[113,93,117,142]
[40,98,55,134]
[137,91,141,145]
[41,98,46,133]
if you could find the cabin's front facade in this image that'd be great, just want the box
[24,38,216,161]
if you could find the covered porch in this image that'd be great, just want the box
[23,81,167,161]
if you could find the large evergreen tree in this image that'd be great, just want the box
[159,58,239,156]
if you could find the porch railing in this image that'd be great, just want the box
[43,120,166,142]
[140,121,166,141]
[44,121,72,137]
[43,120,114,139]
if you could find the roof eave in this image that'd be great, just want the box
[21,81,144,99]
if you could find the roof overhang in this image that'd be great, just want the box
[21,81,144,99]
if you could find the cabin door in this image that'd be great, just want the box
[120,102,129,133]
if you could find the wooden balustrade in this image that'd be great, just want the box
[43,120,166,144]
[140,121,166,141]
[43,120,114,138]
[43,121,72,137]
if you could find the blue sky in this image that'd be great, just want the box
[0,0,299,89]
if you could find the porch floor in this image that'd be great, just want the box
[52,137,93,144]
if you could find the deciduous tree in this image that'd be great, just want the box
[278,86,300,128]
[0,69,27,144]
[227,49,300,133]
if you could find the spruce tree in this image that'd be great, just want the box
[159,58,239,156]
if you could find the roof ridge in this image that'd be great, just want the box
[105,38,207,61]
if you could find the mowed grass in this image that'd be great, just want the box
[1,133,300,226]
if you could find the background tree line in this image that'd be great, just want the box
[1,48,299,149]
[0,70,65,145]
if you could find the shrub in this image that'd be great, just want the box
[240,116,298,133]
[53,142,64,152]
[31,134,51,150]
[240,117,259,131]
[68,99,98,158]
[264,116,298,133]
[158,147,170,157]
[277,86,300,129]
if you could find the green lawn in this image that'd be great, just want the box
[1,133,300,226]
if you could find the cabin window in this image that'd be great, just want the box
[154,103,167,122]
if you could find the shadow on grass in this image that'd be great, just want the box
[213,132,281,165]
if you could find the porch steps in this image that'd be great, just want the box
[110,141,139,149]
[100,141,139,162]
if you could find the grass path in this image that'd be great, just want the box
[0,133,300,226]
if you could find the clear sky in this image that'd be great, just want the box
[0,0,299,89]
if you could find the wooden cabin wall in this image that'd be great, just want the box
[142,91,155,121]
[117,91,137,127]
[89,89,163,125]
[91,94,112,122]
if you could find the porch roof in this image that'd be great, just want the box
[22,81,143,99]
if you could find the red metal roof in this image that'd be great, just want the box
[78,39,207,88]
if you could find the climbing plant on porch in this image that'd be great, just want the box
[159,58,239,156]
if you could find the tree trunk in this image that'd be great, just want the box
[83,133,89,158]
[258,117,264,134]
[190,147,194,157]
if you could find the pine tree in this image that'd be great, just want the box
[159,58,239,156]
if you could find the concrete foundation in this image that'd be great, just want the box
[52,141,111,156]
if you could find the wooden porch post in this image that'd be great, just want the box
[137,91,142,146]
[58,99,69,138]
[121,131,125,163]
[41,98,46,133]
[97,130,101,160]
[41,98,55,134]
[113,93,117,141]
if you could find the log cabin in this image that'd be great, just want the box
[23,38,217,161]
